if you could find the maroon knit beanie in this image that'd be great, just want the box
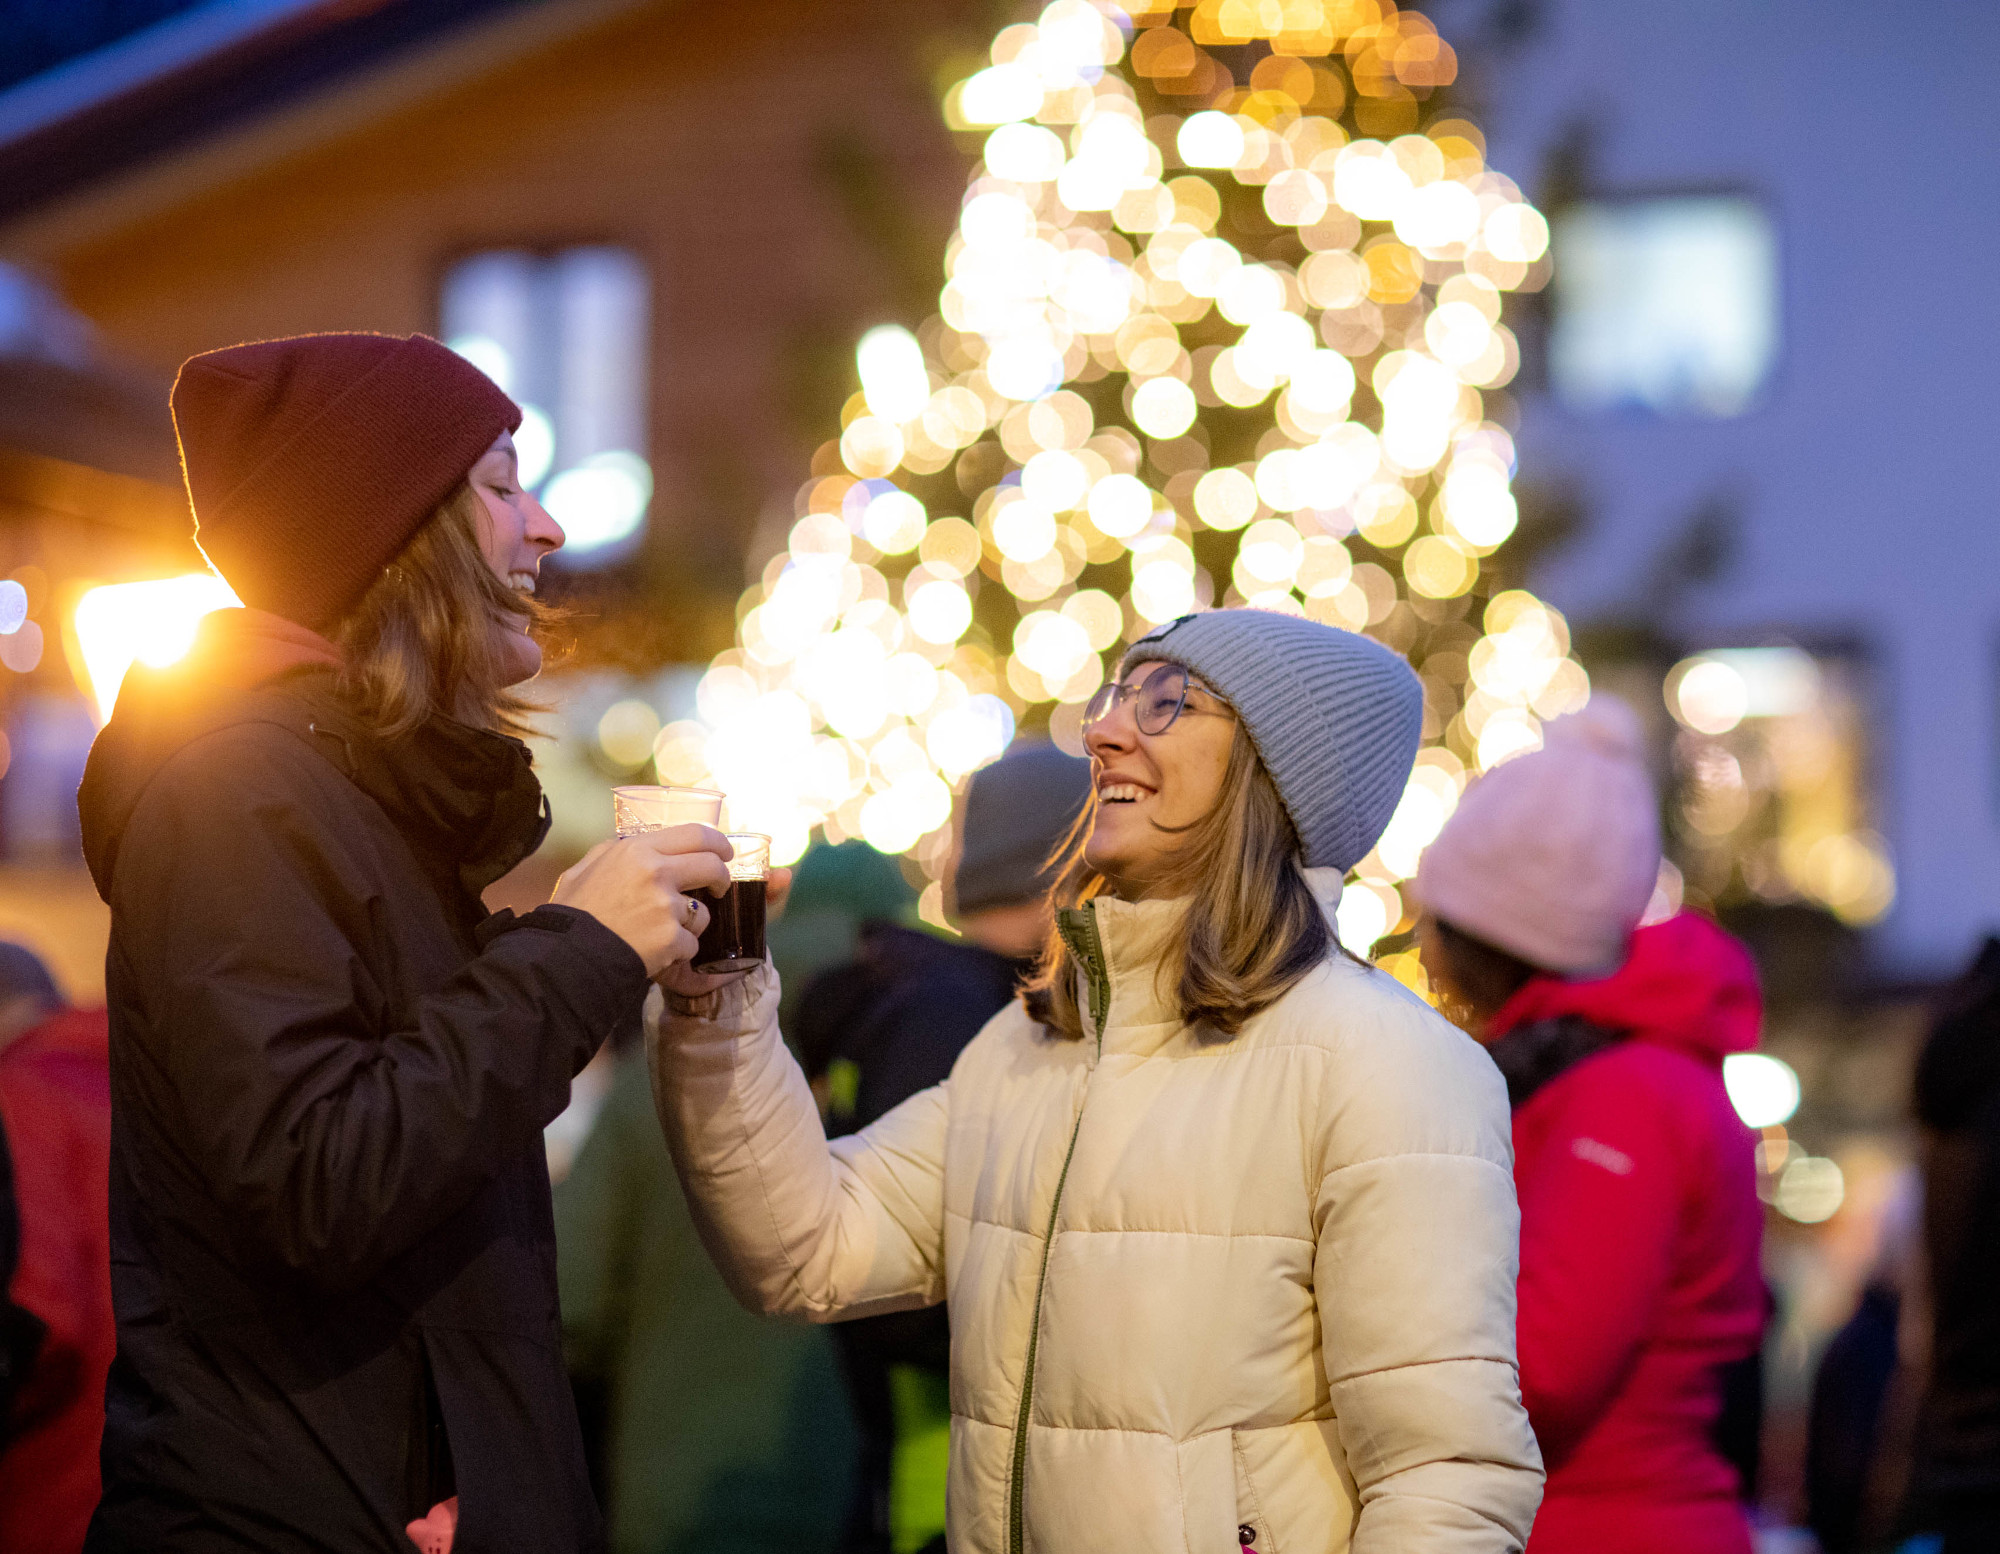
[172,332,521,631]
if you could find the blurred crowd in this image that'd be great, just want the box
[3,330,1998,1554]
[7,715,2000,1552]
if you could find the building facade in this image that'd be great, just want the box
[1442,0,2000,981]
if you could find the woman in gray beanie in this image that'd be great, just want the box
[651,609,1542,1554]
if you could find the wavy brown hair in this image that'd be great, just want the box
[332,482,556,739]
[1022,717,1339,1041]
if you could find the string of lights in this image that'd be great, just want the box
[653,0,1592,959]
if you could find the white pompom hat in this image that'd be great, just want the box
[1415,696,1662,976]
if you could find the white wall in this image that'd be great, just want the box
[1446,0,2000,978]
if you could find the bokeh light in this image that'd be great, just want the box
[661,0,1583,901]
[1724,1052,1801,1129]
[544,451,653,554]
[1669,656,1750,735]
[1775,1153,1845,1224]
[74,576,241,722]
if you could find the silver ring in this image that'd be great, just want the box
[683,897,700,929]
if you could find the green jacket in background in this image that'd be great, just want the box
[556,1050,857,1554]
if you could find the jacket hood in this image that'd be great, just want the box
[79,608,341,902]
[1487,911,1761,1065]
[78,607,545,905]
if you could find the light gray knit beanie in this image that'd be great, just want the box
[1119,609,1423,874]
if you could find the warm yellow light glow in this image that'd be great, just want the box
[857,325,931,424]
[1178,111,1246,169]
[907,579,973,644]
[1484,203,1551,263]
[668,0,1577,915]
[74,574,240,722]
[597,699,661,768]
[1723,1053,1800,1129]
[1130,377,1198,438]
[863,489,928,554]
[1088,473,1155,538]
[1193,467,1258,530]
[1670,658,1750,735]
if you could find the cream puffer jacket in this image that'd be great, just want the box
[651,885,1543,1554]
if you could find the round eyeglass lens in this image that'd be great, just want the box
[1135,663,1189,734]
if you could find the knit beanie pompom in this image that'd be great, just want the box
[1118,609,1422,874]
[1415,694,1662,977]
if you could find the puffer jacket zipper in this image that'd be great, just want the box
[1007,903,1110,1554]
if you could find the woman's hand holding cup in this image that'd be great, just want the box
[551,824,733,977]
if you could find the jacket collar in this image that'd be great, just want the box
[300,684,549,901]
[1485,910,1761,1066]
[81,618,546,907]
[1056,867,1346,1052]
[189,606,342,687]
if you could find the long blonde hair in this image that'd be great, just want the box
[333,482,556,739]
[1022,718,1337,1040]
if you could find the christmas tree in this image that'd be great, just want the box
[658,0,1588,967]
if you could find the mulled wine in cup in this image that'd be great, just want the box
[696,833,770,974]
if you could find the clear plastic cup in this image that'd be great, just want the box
[613,785,723,837]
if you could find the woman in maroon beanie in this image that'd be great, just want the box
[76,332,727,1554]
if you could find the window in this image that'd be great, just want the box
[1549,196,1778,416]
[440,247,651,562]
[1663,646,1892,926]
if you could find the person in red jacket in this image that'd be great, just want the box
[0,943,114,1554]
[1416,700,1766,1554]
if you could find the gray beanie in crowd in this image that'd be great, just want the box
[1119,610,1422,874]
[955,741,1093,915]
[0,941,59,1008]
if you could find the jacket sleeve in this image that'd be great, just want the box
[1313,975,1545,1553]
[114,729,649,1290]
[648,961,948,1322]
[1512,1057,1683,1468]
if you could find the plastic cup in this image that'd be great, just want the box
[613,785,723,837]
[695,833,771,974]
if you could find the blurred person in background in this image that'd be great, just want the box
[0,943,113,1553]
[553,830,909,1554]
[555,1009,857,1554]
[794,741,1091,1554]
[1807,1168,1925,1554]
[767,838,915,1034]
[1898,936,2000,1552]
[0,1115,24,1431]
[77,332,732,1554]
[1416,699,1766,1554]
[548,839,904,1554]
[652,610,1544,1554]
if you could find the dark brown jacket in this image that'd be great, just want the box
[78,649,643,1553]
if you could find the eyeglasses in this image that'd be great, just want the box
[1080,662,1228,736]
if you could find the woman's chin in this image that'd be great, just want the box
[498,634,542,686]
[1083,834,1141,887]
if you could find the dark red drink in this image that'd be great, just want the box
[695,878,767,974]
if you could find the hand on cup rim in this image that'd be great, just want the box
[620,821,734,870]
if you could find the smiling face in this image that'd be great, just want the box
[466,430,564,684]
[1082,659,1239,899]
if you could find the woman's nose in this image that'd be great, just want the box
[524,492,565,555]
[1083,701,1137,759]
